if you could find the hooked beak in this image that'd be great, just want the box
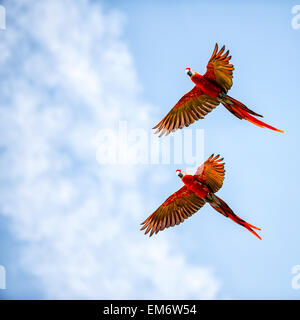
[178,172,183,178]
[187,70,193,77]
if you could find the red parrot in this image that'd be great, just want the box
[153,44,284,137]
[141,154,261,239]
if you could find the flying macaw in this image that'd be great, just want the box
[153,44,283,137]
[141,154,261,239]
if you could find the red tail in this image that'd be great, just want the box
[223,95,284,133]
[210,195,262,240]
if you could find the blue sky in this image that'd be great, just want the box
[0,0,300,299]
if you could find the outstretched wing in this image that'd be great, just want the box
[153,86,219,137]
[141,186,206,237]
[204,44,234,93]
[194,154,225,193]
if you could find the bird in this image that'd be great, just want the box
[153,44,284,137]
[140,154,261,239]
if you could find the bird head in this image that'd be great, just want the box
[176,169,186,179]
[185,67,195,78]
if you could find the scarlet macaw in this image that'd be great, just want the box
[141,154,261,239]
[153,44,283,136]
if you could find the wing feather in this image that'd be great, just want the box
[153,86,219,137]
[141,186,206,236]
[204,44,234,93]
[194,154,225,193]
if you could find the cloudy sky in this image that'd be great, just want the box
[0,0,300,299]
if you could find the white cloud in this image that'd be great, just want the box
[0,0,220,299]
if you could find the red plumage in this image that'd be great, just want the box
[141,155,261,239]
[153,44,284,136]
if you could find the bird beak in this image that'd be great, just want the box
[178,172,183,178]
[187,70,193,77]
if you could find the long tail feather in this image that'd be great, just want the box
[222,95,284,133]
[210,195,262,240]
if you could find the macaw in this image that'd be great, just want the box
[141,154,261,239]
[153,44,283,137]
